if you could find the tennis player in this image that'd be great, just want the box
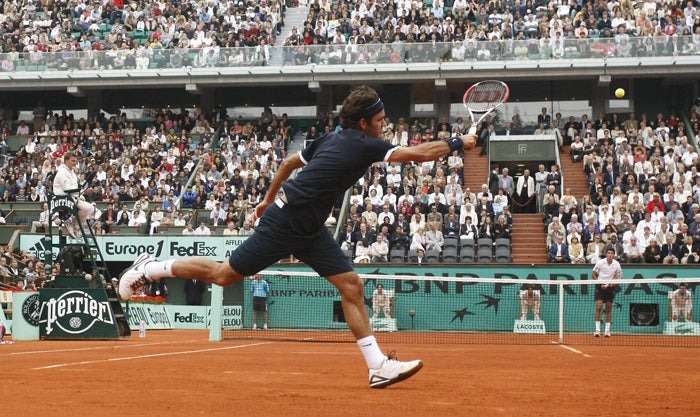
[119,85,476,388]
[592,248,623,337]
[670,283,693,322]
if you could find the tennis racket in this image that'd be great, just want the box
[463,80,510,135]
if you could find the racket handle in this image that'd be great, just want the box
[468,125,477,135]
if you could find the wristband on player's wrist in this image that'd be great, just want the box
[444,137,463,154]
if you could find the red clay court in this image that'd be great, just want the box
[3,329,699,417]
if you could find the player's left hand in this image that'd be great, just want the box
[253,201,272,224]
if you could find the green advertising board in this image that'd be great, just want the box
[39,288,119,339]
[238,265,695,335]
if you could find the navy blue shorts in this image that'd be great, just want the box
[228,200,353,278]
[253,296,267,312]
[594,285,618,302]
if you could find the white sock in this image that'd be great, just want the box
[605,322,611,333]
[595,321,601,332]
[357,335,385,370]
[144,260,175,280]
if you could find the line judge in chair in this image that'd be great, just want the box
[519,284,541,320]
[52,151,101,237]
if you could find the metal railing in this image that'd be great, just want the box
[0,36,697,72]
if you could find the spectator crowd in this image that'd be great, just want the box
[543,104,700,265]
[1,0,699,72]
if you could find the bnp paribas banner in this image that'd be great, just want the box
[242,265,698,335]
[19,235,249,262]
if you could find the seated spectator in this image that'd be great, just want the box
[587,234,605,264]
[339,223,356,251]
[425,222,444,252]
[149,206,164,235]
[603,234,625,262]
[459,216,479,241]
[549,235,570,263]
[443,213,460,238]
[569,236,585,264]
[354,238,371,264]
[390,225,410,251]
[182,223,196,235]
[570,135,584,162]
[410,227,427,251]
[644,239,663,263]
[546,221,566,250]
[680,236,700,264]
[194,221,212,236]
[624,236,645,263]
[370,234,389,263]
[493,215,512,239]
[479,216,496,241]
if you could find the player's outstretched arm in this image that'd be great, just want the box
[388,134,477,163]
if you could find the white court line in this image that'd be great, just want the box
[9,339,203,356]
[551,341,592,358]
[32,342,271,370]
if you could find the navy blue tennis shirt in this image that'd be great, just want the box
[281,129,397,234]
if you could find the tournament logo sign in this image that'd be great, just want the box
[40,290,114,335]
[22,293,41,326]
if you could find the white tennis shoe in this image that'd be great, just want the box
[368,351,423,389]
[118,253,155,301]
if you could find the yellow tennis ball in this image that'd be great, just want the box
[615,88,625,98]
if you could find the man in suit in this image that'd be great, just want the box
[340,223,357,251]
[679,235,700,264]
[389,225,410,251]
[425,221,444,252]
[689,213,700,237]
[676,223,691,245]
[548,235,570,263]
[443,212,460,238]
[603,234,625,262]
[537,107,552,126]
[488,164,500,197]
[393,213,409,234]
[185,278,206,305]
[584,158,600,186]
[354,222,376,246]
[416,249,425,265]
[515,169,536,213]
[602,164,617,195]
[498,167,515,197]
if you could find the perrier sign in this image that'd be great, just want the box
[39,289,119,339]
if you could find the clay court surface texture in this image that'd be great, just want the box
[3,330,699,417]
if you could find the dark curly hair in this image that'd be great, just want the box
[339,85,381,130]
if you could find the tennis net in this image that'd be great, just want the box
[210,270,700,347]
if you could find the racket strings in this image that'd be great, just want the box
[466,84,507,112]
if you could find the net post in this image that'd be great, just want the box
[208,284,223,342]
[558,283,564,344]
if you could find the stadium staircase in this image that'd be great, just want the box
[462,144,490,193]
[559,145,590,201]
[509,145,591,264]
[511,214,548,264]
[269,5,310,66]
